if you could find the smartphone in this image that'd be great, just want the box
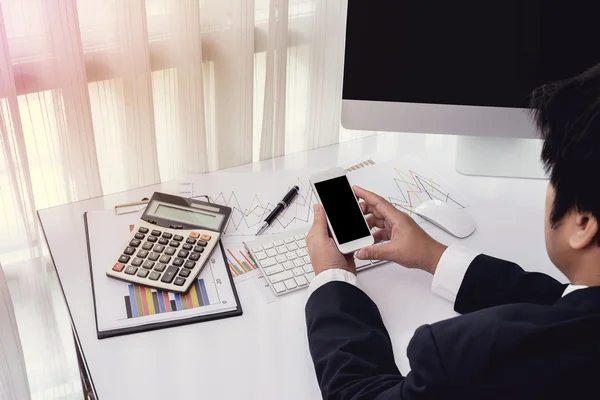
[310,168,374,254]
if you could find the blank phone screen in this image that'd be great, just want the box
[314,176,370,244]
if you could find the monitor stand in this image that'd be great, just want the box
[455,136,547,179]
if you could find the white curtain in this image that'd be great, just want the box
[0,0,373,397]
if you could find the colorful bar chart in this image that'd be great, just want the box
[224,243,258,278]
[123,278,211,319]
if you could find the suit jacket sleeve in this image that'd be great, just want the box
[306,281,449,399]
[454,254,569,314]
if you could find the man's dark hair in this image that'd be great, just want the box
[530,62,600,228]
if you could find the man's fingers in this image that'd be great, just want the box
[366,215,385,230]
[308,204,329,239]
[356,242,396,262]
[373,229,391,243]
[353,186,399,220]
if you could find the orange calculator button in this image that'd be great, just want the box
[112,263,125,272]
[200,234,212,241]
[189,232,200,239]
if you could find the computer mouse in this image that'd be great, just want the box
[414,200,476,239]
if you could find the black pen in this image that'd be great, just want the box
[256,186,300,235]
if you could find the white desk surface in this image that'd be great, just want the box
[38,132,565,400]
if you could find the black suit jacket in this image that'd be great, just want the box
[305,255,600,399]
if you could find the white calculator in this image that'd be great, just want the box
[106,192,232,294]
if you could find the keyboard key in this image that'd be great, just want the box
[283,261,295,270]
[286,243,298,251]
[186,238,196,245]
[138,227,149,234]
[179,268,191,277]
[182,243,193,251]
[196,240,208,247]
[158,238,169,245]
[161,266,179,283]
[174,277,186,286]
[252,246,263,253]
[295,275,308,286]
[178,250,190,258]
[134,233,145,240]
[294,234,305,241]
[184,260,196,269]
[284,279,297,290]
[129,239,141,248]
[284,237,295,244]
[200,234,211,241]
[263,242,274,249]
[169,241,180,248]
[306,272,315,282]
[263,265,284,276]
[118,255,131,263]
[266,248,278,257]
[276,246,287,255]
[137,250,149,259]
[151,230,161,236]
[174,235,184,242]
[297,239,307,248]
[149,271,161,281]
[159,255,171,264]
[293,267,304,277]
[189,232,200,239]
[132,258,143,267]
[137,269,149,278]
[296,248,308,257]
[143,260,155,269]
[286,252,297,261]
[193,246,205,253]
[148,253,160,263]
[189,252,201,261]
[262,257,277,268]
[273,282,286,293]
[255,251,267,260]
[112,263,125,272]
[162,232,173,239]
[154,263,167,272]
[124,247,136,255]
[303,264,313,274]
[273,240,284,246]
[154,245,165,253]
[275,255,288,263]
[173,258,184,267]
[269,270,293,284]
[147,235,158,243]
[293,259,304,267]
[142,242,154,251]
[165,247,176,256]
[302,255,311,264]
[125,266,138,275]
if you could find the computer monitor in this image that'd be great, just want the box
[342,1,600,178]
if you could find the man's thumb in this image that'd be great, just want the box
[312,204,328,236]
[356,243,395,262]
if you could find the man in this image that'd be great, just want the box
[305,63,600,399]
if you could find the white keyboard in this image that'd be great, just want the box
[244,228,384,296]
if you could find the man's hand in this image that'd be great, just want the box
[306,204,356,276]
[354,186,447,275]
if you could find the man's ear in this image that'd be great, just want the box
[569,212,599,250]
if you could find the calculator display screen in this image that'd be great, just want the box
[154,204,224,229]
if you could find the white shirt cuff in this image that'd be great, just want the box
[307,268,359,298]
[431,245,480,304]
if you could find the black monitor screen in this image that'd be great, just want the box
[343,1,600,109]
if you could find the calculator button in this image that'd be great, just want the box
[200,234,212,241]
[137,269,149,278]
[154,263,167,272]
[149,271,161,281]
[196,240,208,247]
[154,245,165,253]
[165,247,176,256]
[294,234,305,241]
[162,232,173,239]
[124,247,136,255]
[189,232,200,239]
[142,242,154,251]
[147,236,158,243]
[118,255,131,263]
[143,260,155,269]
[184,260,196,269]
[169,241,180,248]
[138,227,149,234]
[161,266,179,283]
[159,255,171,264]
[134,233,145,240]
[158,238,169,245]
[178,250,190,258]
[151,230,161,236]
[173,258,184,267]
[273,240,284,246]
[179,269,191,277]
[131,258,143,267]
[148,252,160,261]
[189,252,201,261]
[174,277,186,286]
[137,250,149,258]
[186,238,196,245]
[112,263,125,272]
[129,239,141,248]
[182,243,193,251]
[125,266,138,275]
[174,235,184,242]
[193,246,205,253]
